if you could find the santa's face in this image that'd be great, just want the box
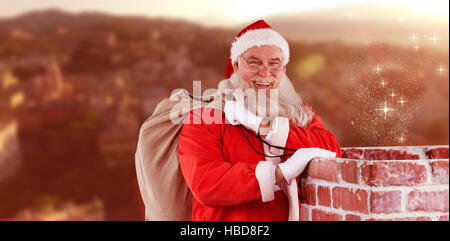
[234,45,286,92]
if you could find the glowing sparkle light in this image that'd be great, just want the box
[380,79,386,87]
[348,13,353,19]
[374,65,382,74]
[398,96,408,106]
[398,135,405,143]
[389,89,396,99]
[376,100,395,120]
[410,34,418,42]
[437,65,447,75]
[430,34,439,44]
[414,45,420,51]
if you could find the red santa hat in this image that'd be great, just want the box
[225,20,290,78]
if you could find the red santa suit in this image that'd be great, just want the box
[177,104,341,221]
[177,19,341,221]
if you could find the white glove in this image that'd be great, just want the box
[278,148,336,184]
[224,101,263,133]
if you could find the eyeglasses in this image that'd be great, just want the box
[240,56,283,74]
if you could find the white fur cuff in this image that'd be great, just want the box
[255,161,277,202]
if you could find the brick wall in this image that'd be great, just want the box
[299,145,449,221]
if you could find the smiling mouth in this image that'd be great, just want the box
[253,82,273,89]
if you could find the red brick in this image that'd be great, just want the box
[300,205,309,221]
[342,149,420,160]
[427,148,449,159]
[439,215,449,221]
[394,217,432,221]
[363,149,420,160]
[366,218,394,221]
[370,191,402,214]
[340,160,358,183]
[341,149,364,159]
[317,186,331,207]
[332,187,368,213]
[361,161,427,186]
[301,183,316,205]
[307,159,339,182]
[311,209,342,221]
[430,161,449,184]
[407,190,449,212]
[345,214,361,221]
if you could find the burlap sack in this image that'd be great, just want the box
[135,89,224,221]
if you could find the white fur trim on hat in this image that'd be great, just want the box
[231,28,290,66]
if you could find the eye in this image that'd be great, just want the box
[249,61,262,65]
[269,62,280,66]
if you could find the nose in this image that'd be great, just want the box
[258,65,271,77]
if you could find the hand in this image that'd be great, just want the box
[224,101,263,133]
[277,148,336,184]
[275,166,287,186]
[258,119,271,138]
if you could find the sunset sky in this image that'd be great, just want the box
[0,0,448,26]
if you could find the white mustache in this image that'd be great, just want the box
[224,72,315,127]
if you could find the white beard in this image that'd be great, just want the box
[218,73,314,128]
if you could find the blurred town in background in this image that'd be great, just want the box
[0,1,448,220]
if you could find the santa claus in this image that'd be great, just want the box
[177,20,342,221]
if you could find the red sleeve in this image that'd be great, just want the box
[177,109,262,207]
[285,103,342,157]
